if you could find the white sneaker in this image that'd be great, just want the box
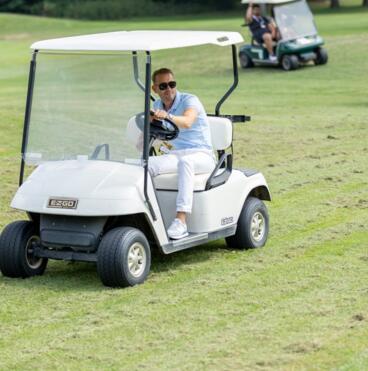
[167,218,189,240]
[269,55,277,62]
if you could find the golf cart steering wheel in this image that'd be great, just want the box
[135,112,179,141]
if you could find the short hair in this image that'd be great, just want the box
[152,68,174,83]
[253,4,260,8]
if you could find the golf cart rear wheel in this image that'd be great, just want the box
[226,197,269,249]
[239,52,254,68]
[97,227,151,288]
[281,54,299,71]
[315,47,328,65]
[0,220,48,278]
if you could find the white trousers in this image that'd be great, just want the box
[148,149,216,213]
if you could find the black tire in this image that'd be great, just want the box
[0,220,48,278]
[97,227,151,288]
[315,47,328,65]
[281,54,299,71]
[226,197,269,249]
[239,52,254,68]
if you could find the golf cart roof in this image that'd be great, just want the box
[241,0,296,4]
[31,30,244,52]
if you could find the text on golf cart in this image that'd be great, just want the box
[48,198,78,209]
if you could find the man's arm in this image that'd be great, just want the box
[153,108,198,129]
[245,2,253,24]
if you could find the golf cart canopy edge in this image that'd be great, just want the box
[31,30,244,52]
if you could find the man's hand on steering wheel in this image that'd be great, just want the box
[135,110,179,141]
[151,109,172,122]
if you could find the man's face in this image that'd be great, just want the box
[253,6,261,16]
[152,73,177,104]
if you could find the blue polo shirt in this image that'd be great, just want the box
[153,91,212,151]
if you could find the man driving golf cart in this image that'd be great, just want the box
[0,30,271,288]
[245,2,278,62]
[149,68,215,240]
[239,0,328,71]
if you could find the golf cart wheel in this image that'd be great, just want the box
[315,47,328,65]
[281,54,299,71]
[225,197,269,249]
[0,220,48,278]
[239,52,254,68]
[97,227,151,288]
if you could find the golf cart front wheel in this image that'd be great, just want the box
[239,52,254,68]
[97,227,151,288]
[0,220,48,278]
[315,47,328,65]
[281,54,299,71]
[226,197,269,249]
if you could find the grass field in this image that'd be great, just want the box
[1,6,368,370]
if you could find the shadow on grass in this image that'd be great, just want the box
[0,240,229,291]
[151,240,227,273]
[239,61,321,75]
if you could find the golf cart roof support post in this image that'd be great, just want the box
[132,51,155,102]
[143,52,157,221]
[19,50,38,186]
[215,44,239,116]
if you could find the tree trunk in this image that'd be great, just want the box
[330,0,340,8]
[363,0,368,7]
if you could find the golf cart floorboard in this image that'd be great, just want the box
[34,247,98,262]
[252,59,279,65]
[161,225,237,254]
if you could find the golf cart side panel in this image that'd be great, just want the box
[241,44,267,61]
[190,170,270,233]
[277,36,323,56]
[155,170,270,234]
[11,160,169,245]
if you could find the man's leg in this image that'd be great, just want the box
[167,151,215,239]
[176,152,216,222]
[148,154,178,177]
[262,32,275,57]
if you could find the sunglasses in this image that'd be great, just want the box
[157,81,177,91]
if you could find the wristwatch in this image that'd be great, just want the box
[167,113,174,121]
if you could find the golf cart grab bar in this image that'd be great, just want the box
[91,143,110,160]
[207,114,251,123]
[215,44,239,116]
[205,152,232,191]
[132,51,155,102]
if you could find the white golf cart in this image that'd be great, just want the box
[239,0,328,71]
[0,31,271,287]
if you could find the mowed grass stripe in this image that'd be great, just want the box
[1,231,366,369]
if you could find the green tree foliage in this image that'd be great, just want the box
[153,0,238,10]
[2,0,366,18]
[330,0,340,8]
[0,0,239,18]
[0,0,43,13]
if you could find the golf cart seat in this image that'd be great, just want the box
[153,116,233,191]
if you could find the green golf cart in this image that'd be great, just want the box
[239,0,328,71]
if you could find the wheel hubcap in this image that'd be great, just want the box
[251,212,266,242]
[128,243,146,278]
[25,236,43,269]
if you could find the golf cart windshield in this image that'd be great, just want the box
[26,52,145,165]
[274,0,317,40]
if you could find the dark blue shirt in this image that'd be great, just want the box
[249,15,270,34]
